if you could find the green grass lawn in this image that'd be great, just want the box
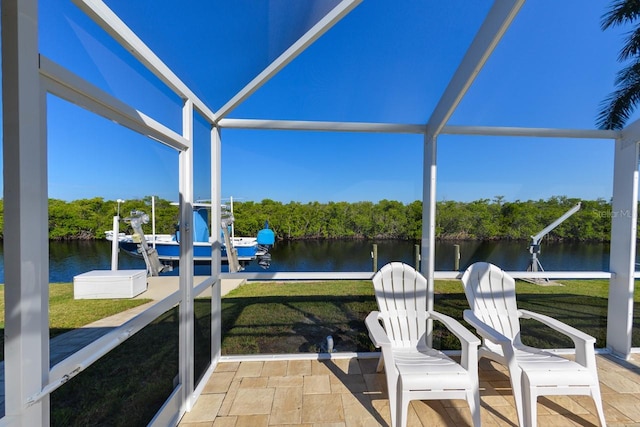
[220,278,640,352]
[3,279,625,358]
[0,283,149,330]
[0,283,150,361]
[0,278,638,425]
[221,280,378,354]
[434,278,624,349]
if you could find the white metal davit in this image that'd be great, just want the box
[527,202,581,283]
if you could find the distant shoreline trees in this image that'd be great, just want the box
[233,196,614,242]
[0,196,620,242]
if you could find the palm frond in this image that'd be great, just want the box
[614,61,640,85]
[602,0,640,30]
[596,77,640,129]
[619,25,640,60]
[599,1,640,128]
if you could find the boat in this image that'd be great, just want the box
[106,201,274,271]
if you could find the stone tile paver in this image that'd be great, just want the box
[176,354,640,426]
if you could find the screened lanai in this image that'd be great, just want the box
[3,0,640,425]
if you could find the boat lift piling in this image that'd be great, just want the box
[110,199,125,271]
[454,244,460,271]
[111,216,119,270]
[370,244,422,272]
[371,244,378,272]
[151,196,156,249]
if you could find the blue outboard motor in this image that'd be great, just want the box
[257,221,275,246]
[256,221,275,269]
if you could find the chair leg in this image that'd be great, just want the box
[387,379,397,427]
[396,385,409,427]
[382,366,400,427]
[511,370,526,427]
[590,385,607,426]
[466,389,481,427]
[522,373,537,427]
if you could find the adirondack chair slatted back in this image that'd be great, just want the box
[461,262,521,344]
[372,262,428,348]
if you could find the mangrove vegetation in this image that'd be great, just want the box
[0,195,621,242]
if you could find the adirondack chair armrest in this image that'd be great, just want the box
[365,311,391,349]
[429,310,480,371]
[428,310,480,347]
[518,309,595,344]
[463,309,518,370]
[463,309,513,349]
[518,309,597,367]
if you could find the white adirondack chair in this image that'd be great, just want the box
[461,262,607,427]
[366,262,481,427]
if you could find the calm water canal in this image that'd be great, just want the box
[0,239,616,283]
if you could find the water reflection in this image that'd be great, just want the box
[443,240,611,272]
[0,239,619,283]
[265,240,613,273]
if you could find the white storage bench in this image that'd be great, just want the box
[73,269,147,299]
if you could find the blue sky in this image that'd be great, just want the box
[21,1,635,204]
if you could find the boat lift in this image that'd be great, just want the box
[221,208,241,273]
[124,210,172,276]
[526,202,581,283]
[119,206,243,276]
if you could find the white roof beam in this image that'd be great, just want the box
[442,125,619,140]
[214,0,363,122]
[219,118,619,140]
[218,118,425,133]
[620,116,640,148]
[426,0,525,137]
[73,0,217,124]
[40,55,189,151]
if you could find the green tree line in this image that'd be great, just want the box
[234,196,614,241]
[0,195,619,242]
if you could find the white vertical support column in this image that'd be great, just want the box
[110,216,119,270]
[421,132,437,305]
[607,136,639,359]
[422,132,437,344]
[179,99,195,411]
[2,0,49,424]
[211,126,222,364]
[152,195,156,248]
